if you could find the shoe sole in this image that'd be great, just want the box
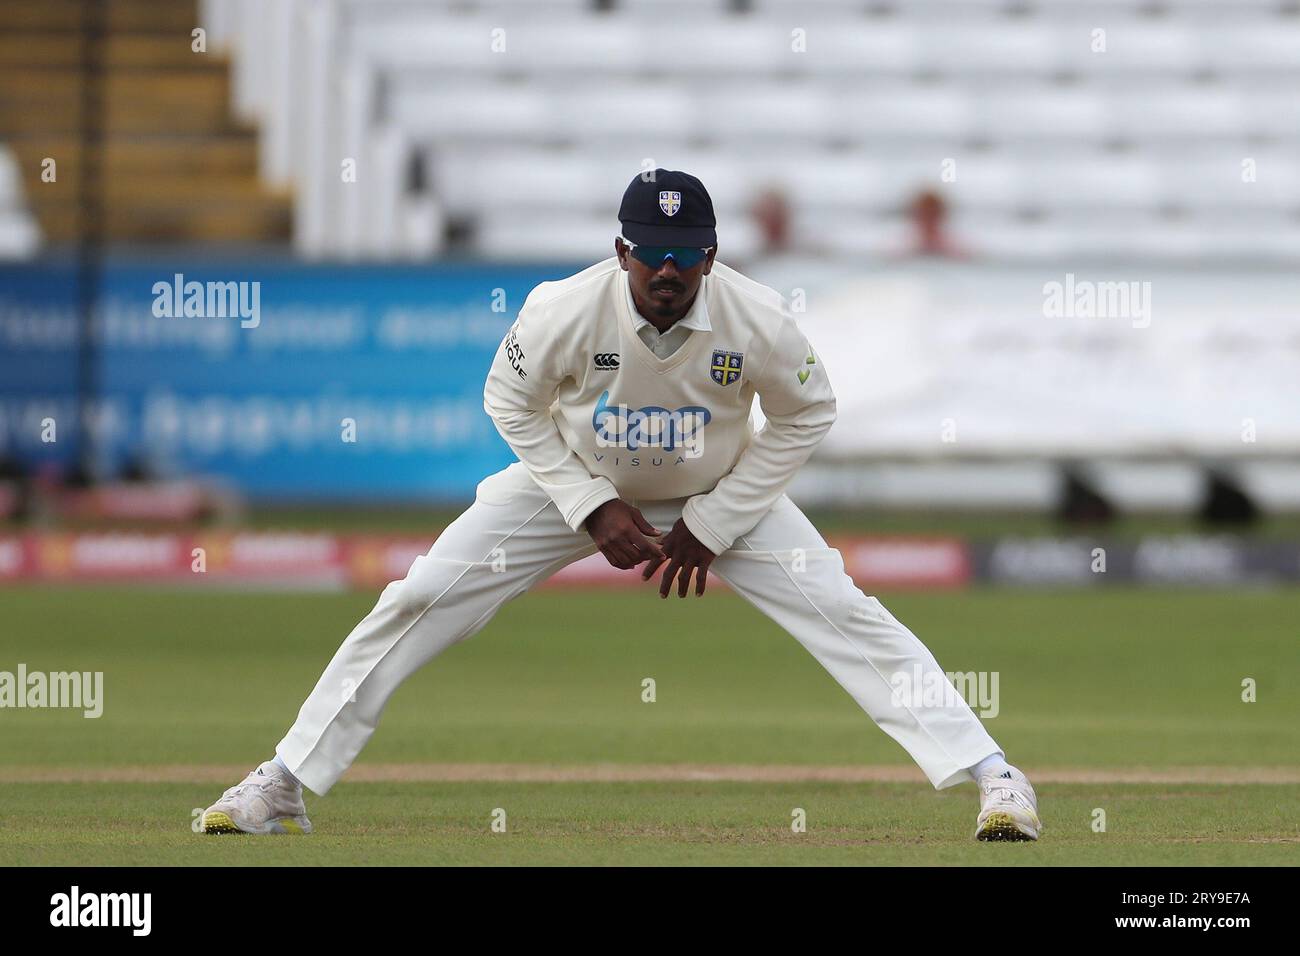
[201,811,311,835]
[976,812,1039,842]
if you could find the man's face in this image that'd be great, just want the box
[615,238,716,325]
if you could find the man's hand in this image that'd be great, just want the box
[584,499,664,570]
[641,518,717,598]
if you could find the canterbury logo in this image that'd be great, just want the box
[593,352,620,370]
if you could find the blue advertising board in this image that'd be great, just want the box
[0,255,585,501]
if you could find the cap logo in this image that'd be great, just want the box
[659,190,681,217]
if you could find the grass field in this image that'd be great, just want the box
[1,587,1297,865]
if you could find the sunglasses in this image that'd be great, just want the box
[622,241,712,270]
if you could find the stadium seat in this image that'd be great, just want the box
[202,0,1300,260]
[0,145,42,259]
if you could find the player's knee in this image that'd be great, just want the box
[385,557,463,619]
[385,580,433,620]
[798,560,877,628]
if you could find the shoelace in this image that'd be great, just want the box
[984,780,1035,812]
[221,770,273,801]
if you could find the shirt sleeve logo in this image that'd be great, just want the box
[710,349,743,386]
[797,347,816,385]
[501,323,527,379]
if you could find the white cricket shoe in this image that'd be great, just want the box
[201,760,313,835]
[975,767,1041,842]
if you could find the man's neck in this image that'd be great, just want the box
[634,290,699,335]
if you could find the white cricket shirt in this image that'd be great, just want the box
[483,257,837,554]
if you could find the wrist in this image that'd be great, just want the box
[584,497,624,533]
[681,500,729,555]
[571,483,621,532]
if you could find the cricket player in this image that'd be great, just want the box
[202,170,1042,842]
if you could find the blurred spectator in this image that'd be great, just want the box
[750,186,793,257]
[906,189,967,259]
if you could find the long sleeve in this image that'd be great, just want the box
[483,299,620,531]
[681,315,837,554]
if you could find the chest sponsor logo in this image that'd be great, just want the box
[593,352,620,370]
[710,349,743,386]
[659,191,682,216]
[591,390,710,456]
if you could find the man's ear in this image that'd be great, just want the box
[614,238,630,270]
[702,247,717,275]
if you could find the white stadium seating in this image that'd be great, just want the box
[0,146,41,260]
[200,0,1300,260]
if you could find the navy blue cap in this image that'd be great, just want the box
[618,169,717,247]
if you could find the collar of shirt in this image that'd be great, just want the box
[623,270,712,340]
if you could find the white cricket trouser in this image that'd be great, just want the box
[277,463,1001,795]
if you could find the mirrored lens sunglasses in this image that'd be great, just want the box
[624,243,711,270]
